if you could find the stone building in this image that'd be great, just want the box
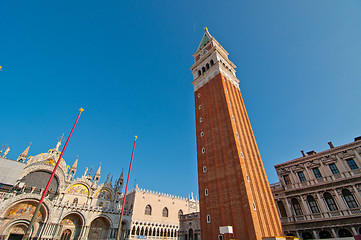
[121,187,199,240]
[0,139,129,240]
[271,137,361,239]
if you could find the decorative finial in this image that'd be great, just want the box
[79,107,84,113]
[135,136,138,140]
[204,27,208,32]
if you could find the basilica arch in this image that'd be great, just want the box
[60,213,84,240]
[0,200,48,240]
[87,216,111,240]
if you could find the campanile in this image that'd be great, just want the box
[191,28,283,240]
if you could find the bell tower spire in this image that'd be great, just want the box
[191,29,282,240]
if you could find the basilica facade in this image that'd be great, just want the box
[0,139,128,240]
[0,140,199,240]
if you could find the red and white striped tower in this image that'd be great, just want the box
[191,28,283,240]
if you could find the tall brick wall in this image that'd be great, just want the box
[194,73,282,240]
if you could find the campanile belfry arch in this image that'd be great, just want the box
[190,28,283,240]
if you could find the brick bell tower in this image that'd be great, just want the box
[190,28,283,240]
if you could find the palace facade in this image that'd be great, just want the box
[271,137,361,239]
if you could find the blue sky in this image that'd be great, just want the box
[1,0,361,199]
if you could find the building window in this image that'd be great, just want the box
[99,202,103,207]
[241,152,244,159]
[198,105,202,109]
[291,198,303,216]
[202,67,206,73]
[329,163,340,174]
[200,131,204,137]
[206,215,211,223]
[246,175,250,182]
[198,70,201,77]
[312,168,322,178]
[232,116,235,121]
[199,118,203,123]
[203,166,207,173]
[205,189,208,196]
[225,89,228,93]
[210,59,214,66]
[178,209,183,218]
[198,93,201,98]
[236,132,239,138]
[346,159,359,170]
[253,202,256,210]
[206,63,210,70]
[307,195,320,213]
[145,204,152,215]
[162,207,169,217]
[324,192,338,211]
[229,101,231,106]
[342,189,358,208]
[283,175,291,185]
[202,148,205,153]
[297,171,306,182]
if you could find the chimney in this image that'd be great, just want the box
[307,150,316,155]
[328,142,334,149]
[355,136,361,142]
[301,150,306,157]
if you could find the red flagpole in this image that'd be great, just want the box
[23,108,84,240]
[116,136,137,240]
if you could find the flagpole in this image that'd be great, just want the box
[116,136,137,240]
[22,108,84,240]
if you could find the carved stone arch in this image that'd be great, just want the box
[18,167,64,198]
[19,163,66,186]
[61,211,86,227]
[60,212,84,240]
[0,196,52,223]
[1,219,33,240]
[66,183,90,197]
[88,216,111,240]
[94,188,112,201]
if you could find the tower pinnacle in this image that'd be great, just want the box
[17,142,31,162]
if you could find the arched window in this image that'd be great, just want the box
[206,63,210,70]
[324,192,338,211]
[342,189,358,208]
[307,195,320,213]
[145,204,152,215]
[73,198,78,205]
[338,228,353,238]
[291,198,303,216]
[162,207,169,217]
[301,232,314,239]
[178,209,183,218]
[198,70,201,77]
[210,59,214,66]
[202,67,206,73]
[319,230,332,239]
[277,201,287,218]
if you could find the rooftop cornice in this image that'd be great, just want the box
[275,140,361,168]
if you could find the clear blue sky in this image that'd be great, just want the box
[1,0,361,199]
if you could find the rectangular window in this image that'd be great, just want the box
[283,175,291,185]
[329,163,340,174]
[346,159,359,170]
[297,171,306,182]
[312,168,322,178]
